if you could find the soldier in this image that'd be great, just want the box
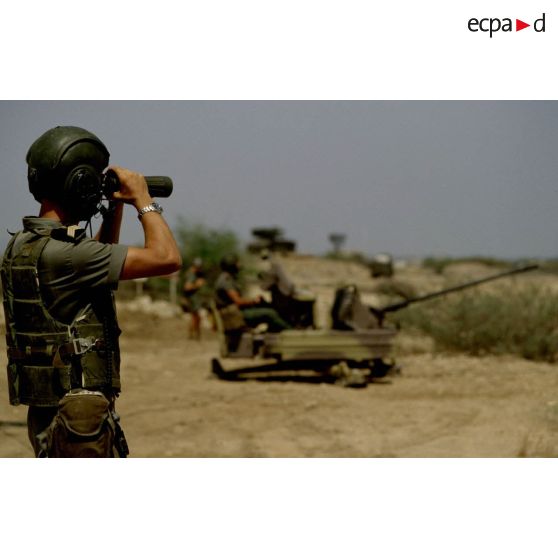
[214,254,291,332]
[181,257,207,340]
[1,126,181,457]
[257,249,315,328]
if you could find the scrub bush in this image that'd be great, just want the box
[396,284,558,362]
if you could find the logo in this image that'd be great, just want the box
[468,13,546,37]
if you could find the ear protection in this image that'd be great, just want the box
[61,164,104,221]
[28,163,103,221]
[64,164,103,203]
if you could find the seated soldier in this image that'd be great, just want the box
[215,254,291,332]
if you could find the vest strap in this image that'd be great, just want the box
[58,337,103,361]
[8,337,102,363]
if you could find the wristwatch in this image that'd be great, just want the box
[137,202,163,220]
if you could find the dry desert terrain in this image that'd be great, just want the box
[1,256,557,458]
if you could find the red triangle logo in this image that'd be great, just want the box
[516,19,530,31]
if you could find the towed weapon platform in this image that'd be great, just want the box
[211,264,538,387]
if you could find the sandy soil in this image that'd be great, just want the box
[1,257,557,458]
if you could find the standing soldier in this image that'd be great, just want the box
[181,257,207,340]
[1,125,181,457]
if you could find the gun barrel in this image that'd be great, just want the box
[377,264,539,316]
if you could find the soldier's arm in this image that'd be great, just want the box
[94,201,124,244]
[109,166,182,280]
[226,289,261,308]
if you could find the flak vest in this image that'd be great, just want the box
[1,227,121,406]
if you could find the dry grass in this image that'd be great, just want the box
[397,284,558,363]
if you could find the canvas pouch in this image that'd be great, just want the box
[219,304,246,331]
[37,390,116,458]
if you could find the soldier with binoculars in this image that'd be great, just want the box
[1,125,181,457]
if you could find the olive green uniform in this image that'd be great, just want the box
[1,217,127,456]
[182,268,205,312]
[214,271,290,332]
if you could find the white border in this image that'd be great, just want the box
[1,1,555,99]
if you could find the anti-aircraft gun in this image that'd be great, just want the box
[333,264,539,330]
[211,264,538,388]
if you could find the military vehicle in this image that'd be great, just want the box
[210,264,538,387]
[369,252,394,278]
[247,227,297,255]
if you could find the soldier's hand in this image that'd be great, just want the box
[109,166,152,210]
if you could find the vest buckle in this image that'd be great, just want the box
[72,337,95,355]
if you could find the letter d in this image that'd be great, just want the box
[534,13,545,32]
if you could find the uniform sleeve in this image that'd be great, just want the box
[217,274,236,293]
[70,239,128,290]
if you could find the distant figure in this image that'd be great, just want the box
[258,249,295,297]
[258,250,315,328]
[181,257,207,340]
[215,254,291,332]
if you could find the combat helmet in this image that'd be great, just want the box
[26,126,110,221]
[220,253,240,274]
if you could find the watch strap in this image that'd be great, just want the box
[138,202,163,220]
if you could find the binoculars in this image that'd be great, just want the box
[102,169,173,198]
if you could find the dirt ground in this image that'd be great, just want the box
[1,256,558,458]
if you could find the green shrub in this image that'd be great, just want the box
[422,256,510,274]
[324,251,368,265]
[174,218,240,285]
[118,219,243,303]
[374,279,417,300]
[396,284,558,362]
[540,260,558,276]
[421,257,454,274]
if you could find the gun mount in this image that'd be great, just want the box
[211,263,539,388]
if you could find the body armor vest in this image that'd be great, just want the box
[2,229,121,407]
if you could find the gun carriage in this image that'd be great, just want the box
[211,264,538,387]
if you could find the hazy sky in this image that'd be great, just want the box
[1,101,556,259]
